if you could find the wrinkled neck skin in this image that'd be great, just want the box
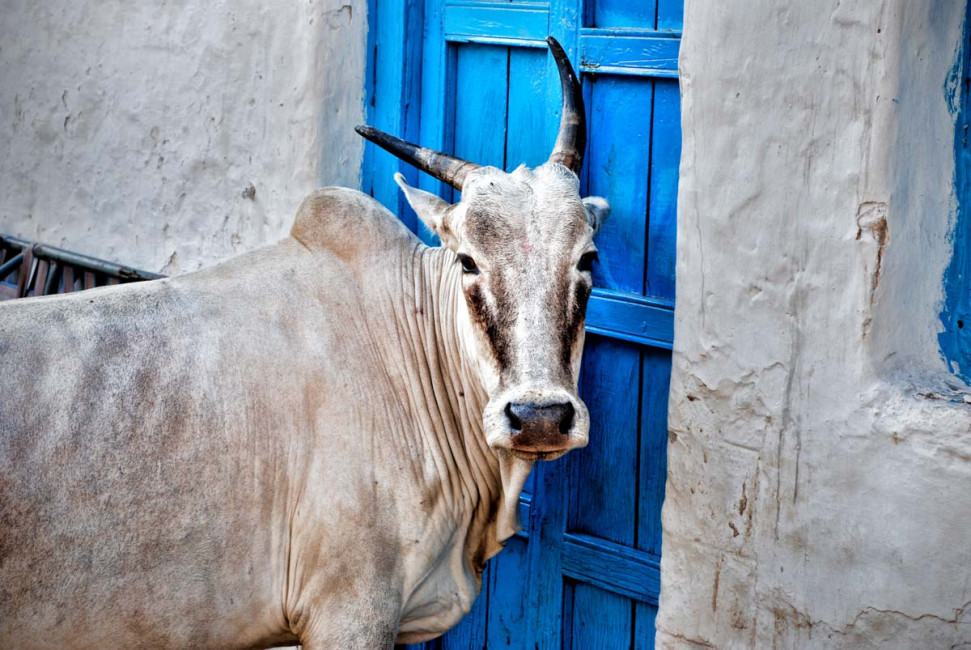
[364,242,534,639]
[405,244,534,557]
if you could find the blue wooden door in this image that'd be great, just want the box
[362,1,681,647]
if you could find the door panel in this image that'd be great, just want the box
[584,75,652,295]
[364,0,681,647]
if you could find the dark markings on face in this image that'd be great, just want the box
[560,278,591,375]
[460,171,594,381]
[465,273,515,373]
[465,207,513,251]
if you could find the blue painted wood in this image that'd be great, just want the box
[506,48,550,170]
[585,74,652,295]
[362,0,424,232]
[656,0,684,31]
[453,44,509,171]
[572,338,639,546]
[568,335,639,648]
[416,0,453,243]
[589,0,656,30]
[634,603,660,650]
[571,586,631,649]
[562,532,662,604]
[633,349,670,646]
[580,30,680,78]
[586,289,674,349]
[365,0,681,645]
[646,80,681,301]
[485,536,531,646]
[444,1,550,47]
[638,349,672,557]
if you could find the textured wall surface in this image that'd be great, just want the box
[660,2,971,648]
[0,0,366,274]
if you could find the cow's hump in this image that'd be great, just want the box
[291,187,417,264]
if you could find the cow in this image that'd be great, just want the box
[0,37,608,649]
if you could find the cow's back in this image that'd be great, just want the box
[0,251,308,647]
[0,189,429,648]
[0,233,387,648]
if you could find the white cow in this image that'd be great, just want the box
[0,37,608,648]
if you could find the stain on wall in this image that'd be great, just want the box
[0,0,367,273]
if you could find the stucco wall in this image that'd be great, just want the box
[660,2,971,648]
[0,0,366,274]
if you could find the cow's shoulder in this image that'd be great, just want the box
[290,187,418,264]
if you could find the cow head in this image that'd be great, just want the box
[356,37,608,463]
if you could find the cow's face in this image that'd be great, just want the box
[396,164,608,460]
[357,36,598,461]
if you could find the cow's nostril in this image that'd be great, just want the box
[507,401,575,436]
[505,402,523,431]
[558,402,575,435]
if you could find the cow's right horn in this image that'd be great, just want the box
[546,36,586,175]
[354,125,481,192]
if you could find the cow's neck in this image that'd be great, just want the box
[406,244,534,566]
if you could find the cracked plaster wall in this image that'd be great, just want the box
[0,0,366,274]
[659,1,971,648]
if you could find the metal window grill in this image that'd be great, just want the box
[0,234,163,301]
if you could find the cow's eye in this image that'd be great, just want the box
[578,251,598,273]
[458,254,479,274]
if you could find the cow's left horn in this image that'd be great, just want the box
[546,36,586,175]
[354,125,480,191]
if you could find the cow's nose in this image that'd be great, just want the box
[505,401,575,436]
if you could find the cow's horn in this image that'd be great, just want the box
[354,125,480,191]
[546,36,586,175]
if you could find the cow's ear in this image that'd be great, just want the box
[395,173,452,236]
[582,196,609,235]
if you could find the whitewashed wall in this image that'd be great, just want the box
[0,0,367,274]
[660,2,971,648]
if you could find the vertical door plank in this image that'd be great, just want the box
[571,337,639,544]
[567,335,640,647]
[571,586,632,649]
[585,76,652,295]
[454,44,510,172]
[633,349,670,647]
[506,48,549,171]
[655,0,684,31]
[645,80,681,302]
[633,602,660,650]
[363,0,424,231]
[637,348,671,557]
[591,0,657,29]
[485,536,531,647]
[522,458,569,650]
[417,0,451,244]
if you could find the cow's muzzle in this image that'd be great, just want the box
[505,400,574,445]
[485,388,589,460]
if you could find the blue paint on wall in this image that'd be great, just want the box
[940,3,971,380]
